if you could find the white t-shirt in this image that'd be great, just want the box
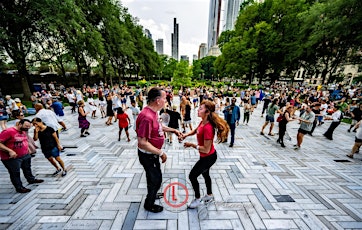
[36,109,62,131]
[66,93,75,103]
[356,124,362,140]
[320,103,328,116]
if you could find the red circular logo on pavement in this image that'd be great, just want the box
[161,179,191,212]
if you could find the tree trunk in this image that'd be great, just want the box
[18,64,32,100]
[75,56,83,87]
[102,63,107,84]
[321,68,328,84]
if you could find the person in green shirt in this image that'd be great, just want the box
[260,98,281,136]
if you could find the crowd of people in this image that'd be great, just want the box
[0,82,361,215]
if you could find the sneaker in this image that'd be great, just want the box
[346,154,353,159]
[294,146,300,150]
[229,144,233,147]
[62,171,67,177]
[188,198,202,209]
[53,169,61,176]
[202,194,214,203]
[61,128,68,132]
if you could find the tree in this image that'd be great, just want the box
[0,0,46,98]
[172,60,192,88]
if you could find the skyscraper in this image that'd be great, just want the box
[198,43,207,59]
[171,18,179,60]
[224,0,242,31]
[207,0,222,52]
[155,39,164,55]
[180,55,189,62]
[144,29,152,40]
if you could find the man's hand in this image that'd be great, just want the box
[174,129,182,138]
[160,153,167,163]
[8,150,17,159]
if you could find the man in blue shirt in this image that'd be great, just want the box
[223,98,240,147]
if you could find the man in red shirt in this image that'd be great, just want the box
[0,119,44,193]
[136,87,182,213]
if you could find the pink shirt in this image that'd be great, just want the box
[197,122,215,158]
[0,127,29,160]
[136,107,164,149]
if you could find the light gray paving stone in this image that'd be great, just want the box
[188,209,200,230]
[71,194,98,219]
[111,210,128,230]
[167,219,178,230]
[263,219,298,229]
[133,220,167,230]
[38,216,71,223]
[63,220,102,230]
[199,219,233,230]
[207,211,239,219]
[84,210,118,220]
[266,210,300,219]
[99,220,113,230]
[244,200,266,229]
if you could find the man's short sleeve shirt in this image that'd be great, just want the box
[0,127,28,160]
[136,107,164,149]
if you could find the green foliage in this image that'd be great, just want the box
[172,61,192,88]
[215,0,361,84]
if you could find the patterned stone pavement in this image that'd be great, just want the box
[0,98,361,230]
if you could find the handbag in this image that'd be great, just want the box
[276,114,283,122]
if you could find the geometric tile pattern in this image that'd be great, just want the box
[0,97,361,229]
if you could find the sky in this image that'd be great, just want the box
[121,0,210,60]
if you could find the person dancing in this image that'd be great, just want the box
[181,100,229,208]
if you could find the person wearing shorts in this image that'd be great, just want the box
[294,106,315,150]
[261,98,280,136]
[347,120,362,158]
[32,118,67,176]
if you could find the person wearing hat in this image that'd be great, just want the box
[323,106,343,140]
[14,98,27,114]
[5,95,19,118]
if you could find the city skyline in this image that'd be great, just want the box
[122,0,209,60]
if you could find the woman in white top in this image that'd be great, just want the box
[87,97,97,118]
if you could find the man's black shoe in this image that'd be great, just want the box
[229,144,233,147]
[16,187,31,193]
[29,179,44,184]
[144,204,163,213]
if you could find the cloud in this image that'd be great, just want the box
[165,10,176,15]
[141,6,151,11]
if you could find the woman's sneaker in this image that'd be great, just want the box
[53,169,61,176]
[202,194,214,203]
[62,171,67,177]
[188,198,202,209]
